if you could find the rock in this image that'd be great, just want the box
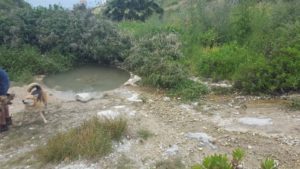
[163,97,171,102]
[97,110,120,119]
[239,117,272,126]
[124,73,141,86]
[236,164,243,169]
[165,144,179,156]
[127,93,143,102]
[192,102,199,106]
[75,93,93,103]
[186,132,217,149]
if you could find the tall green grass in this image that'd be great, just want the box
[35,117,127,163]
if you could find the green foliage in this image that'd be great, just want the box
[232,148,245,168]
[192,154,232,169]
[261,158,278,169]
[35,117,127,163]
[168,80,208,101]
[0,46,73,83]
[233,52,300,93]
[192,148,278,169]
[124,32,208,100]
[104,0,163,22]
[197,44,253,81]
[125,33,185,88]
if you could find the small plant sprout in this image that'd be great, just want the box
[192,154,232,169]
[232,148,245,168]
[261,158,278,169]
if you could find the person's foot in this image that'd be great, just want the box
[0,124,8,133]
[6,117,12,126]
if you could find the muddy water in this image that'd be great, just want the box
[44,65,130,92]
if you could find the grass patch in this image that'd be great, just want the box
[115,155,135,169]
[35,117,127,163]
[288,97,300,110]
[137,129,154,140]
[155,158,185,169]
[168,80,209,101]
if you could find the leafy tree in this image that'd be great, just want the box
[104,0,163,21]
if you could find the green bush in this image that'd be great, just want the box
[124,33,208,100]
[233,51,300,94]
[125,33,185,88]
[197,44,253,81]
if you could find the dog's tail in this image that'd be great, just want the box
[27,83,47,105]
[27,83,43,93]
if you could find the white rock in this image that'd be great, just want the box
[127,93,142,102]
[97,110,120,119]
[75,93,93,103]
[239,117,272,126]
[124,73,141,86]
[163,97,171,102]
[165,145,179,156]
[186,132,216,149]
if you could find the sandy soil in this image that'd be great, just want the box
[0,81,299,169]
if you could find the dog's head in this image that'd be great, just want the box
[22,94,37,107]
[0,93,15,106]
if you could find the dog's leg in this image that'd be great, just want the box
[39,111,48,123]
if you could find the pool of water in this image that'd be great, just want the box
[44,65,130,93]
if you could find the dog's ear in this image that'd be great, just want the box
[0,96,8,105]
[6,93,15,100]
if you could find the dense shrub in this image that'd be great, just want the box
[125,33,185,88]
[196,44,253,81]
[233,53,300,94]
[125,33,208,100]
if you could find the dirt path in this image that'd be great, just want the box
[0,83,299,169]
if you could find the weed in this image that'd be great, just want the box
[261,158,278,169]
[192,154,232,169]
[288,98,300,110]
[137,129,154,140]
[231,148,245,169]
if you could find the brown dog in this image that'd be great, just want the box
[22,83,48,123]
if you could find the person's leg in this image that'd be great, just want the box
[4,105,12,125]
[0,109,8,132]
